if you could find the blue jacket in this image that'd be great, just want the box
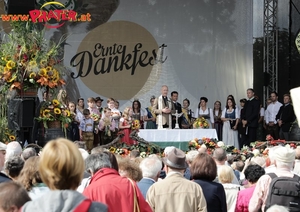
[137,178,155,199]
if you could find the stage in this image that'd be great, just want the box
[138,129,218,151]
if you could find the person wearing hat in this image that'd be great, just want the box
[146,148,207,212]
[249,146,296,212]
[195,97,214,129]
[95,97,104,114]
[0,143,11,183]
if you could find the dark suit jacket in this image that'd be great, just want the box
[194,179,227,212]
[276,104,295,132]
[243,98,260,128]
[137,178,155,199]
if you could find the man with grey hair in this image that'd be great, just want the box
[137,157,162,198]
[249,146,296,212]
[184,150,199,180]
[83,153,152,212]
[213,148,239,184]
[21,148,36,161]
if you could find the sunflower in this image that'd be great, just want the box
[40,59,47,67]
[7,75,17,83]
[54,108,61,114]
[29,72,36,79]
[42,109,51,117]
[46,66,52,71]
[38,68,47,76]
[64,110,70,117]
[29,60,37,67]
[6,60,16,69]
[9,135,16,141]
[109,146,116,153]
[52,99,59,107]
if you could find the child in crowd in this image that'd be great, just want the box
[98,107,116,145]
[79,109,95,153]
[119,107,135,145]
[107,98,121,130]
[67,101,79,141]
[87,97,100,147]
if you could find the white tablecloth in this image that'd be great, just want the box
[138,129,218,142]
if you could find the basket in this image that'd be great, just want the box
[47,120,61,128]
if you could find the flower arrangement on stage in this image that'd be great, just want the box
[36,99,72,129]
[193,117,209,129]
[108,141,162,157]
[188,137,219,154]
[0,22,66,94]
[132,120,140,130]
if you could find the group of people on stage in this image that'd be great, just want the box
[151,86,296,150]
[57,85,295,151]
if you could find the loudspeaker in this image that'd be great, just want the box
[8,98,36,130]
[5,0,36,15]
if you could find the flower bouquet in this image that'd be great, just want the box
[90,113,100,122]
[193,117,209,129]
[36,99,72,130]
[0,22,66,94]
[188,137,219,154]
[132,120,140,130]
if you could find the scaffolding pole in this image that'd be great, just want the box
[263,0,278,105]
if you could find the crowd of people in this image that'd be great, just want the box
[0,138,299,211]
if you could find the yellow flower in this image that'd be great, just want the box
[29,72,36,78]
[42,109,51,117]
[9,135,16,141]
[6,60,15,69]
[7,75,17,83]
[54,108,61,114]
[64,110,70,117]
[46,66,52,71]
[38,68,47,77]
[52,99,59,107]
[3,66,9,73]
[109,146,116,153]
[29,60,37,67]
[40,59,47,67]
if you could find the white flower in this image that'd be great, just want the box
[252,149,260,157]
[217,141,225,147]
[201,144,207,149]
[140,152,147,158]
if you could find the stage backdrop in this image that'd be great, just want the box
[1,0,254,113]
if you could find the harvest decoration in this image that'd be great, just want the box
[0,22,66,94]
[193,117,209,129]
[36,99,72,131]
[188,137,219,154]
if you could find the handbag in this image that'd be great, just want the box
[128,178,141,212]
[230,119,237,129]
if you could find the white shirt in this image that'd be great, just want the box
[265,101,282,124]
[195,107,214,124]
[221,108,240,119]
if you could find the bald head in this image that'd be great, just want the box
[213,148,227,164]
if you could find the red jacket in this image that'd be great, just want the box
[83,168,152,212]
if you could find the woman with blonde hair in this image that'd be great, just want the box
[18,156,49,200]
[21,138,107,212]
[218,165,241,212]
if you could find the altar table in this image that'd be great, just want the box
[138,129,218,151]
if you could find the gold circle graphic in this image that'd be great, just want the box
[75,21,158,100]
